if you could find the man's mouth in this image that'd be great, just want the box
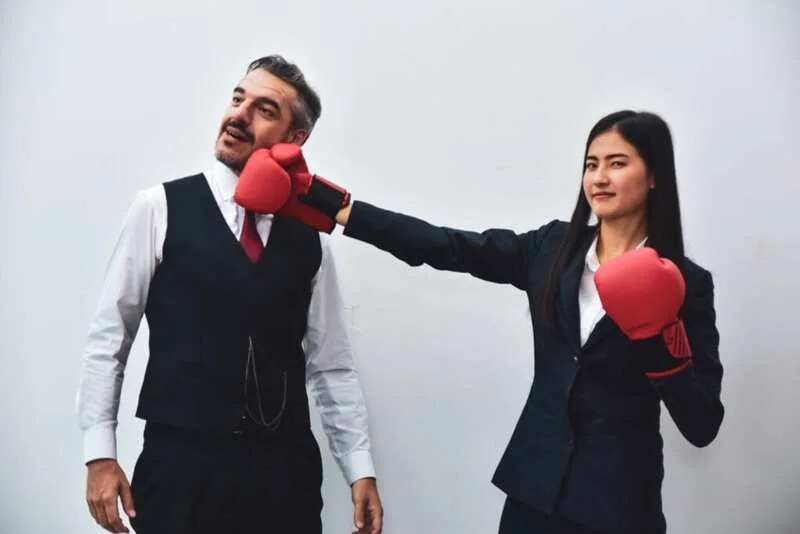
[223,125,252,143]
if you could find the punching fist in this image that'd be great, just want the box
[594,247,692,378]
[233,149,292,213]
[270,144,350,233]
[234,144,350,233]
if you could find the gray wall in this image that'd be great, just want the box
[1,0,798,532]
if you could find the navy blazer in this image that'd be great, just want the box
[344,201,724,534]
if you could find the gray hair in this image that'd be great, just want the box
[246,55,322,136]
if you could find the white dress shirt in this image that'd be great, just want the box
[77,161,375,485]
[579,234,648,346]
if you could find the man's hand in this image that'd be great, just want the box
[351,477,383,534]
[86,459,136,533]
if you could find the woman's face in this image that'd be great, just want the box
[582,130,653,223]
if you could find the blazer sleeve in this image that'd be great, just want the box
[343,200,559,290]
[648,267,724,447]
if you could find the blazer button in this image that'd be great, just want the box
[572,354,579,362]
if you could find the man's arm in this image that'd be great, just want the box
[304,235,382,533]
[77,185,164,533]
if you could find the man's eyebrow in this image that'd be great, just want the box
[254,96,281,111]
[233,87,282,112]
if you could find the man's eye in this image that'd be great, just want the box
[232,96,243,104]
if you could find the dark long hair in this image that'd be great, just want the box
[538,110,686,326]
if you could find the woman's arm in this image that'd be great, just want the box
[337,201,558,290]
[647,268,724,447]
[234,144,558,289]
[595,251,724,447]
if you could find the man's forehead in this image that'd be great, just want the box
[237,70,296,102]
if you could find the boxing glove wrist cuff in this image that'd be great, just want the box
[645,360,691,379]
[634,319,693,378]
[299,175,351,218]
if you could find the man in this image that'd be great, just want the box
[77,55,383,534]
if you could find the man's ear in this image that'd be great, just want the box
[286,128,309,146]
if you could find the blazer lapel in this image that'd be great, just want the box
[556,230,595,351]
[582,315,618,351]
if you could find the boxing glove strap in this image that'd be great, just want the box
[299,175,351,218]
[662,319,692,359]
[634,319,693,378]
[645,360,691,379]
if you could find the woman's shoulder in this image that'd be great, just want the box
[527,219,571,241]
[680,256,715,294]
[518,220,597,262]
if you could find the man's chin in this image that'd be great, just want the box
[214,147,248,173]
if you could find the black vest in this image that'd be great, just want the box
[136,174,321,437]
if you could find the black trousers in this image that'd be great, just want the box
[129,421,323,534]
[499,496,605,534]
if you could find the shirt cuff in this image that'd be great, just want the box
[338,448,376,486]
[82,421,118,464]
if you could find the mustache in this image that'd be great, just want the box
[222,120,253,142]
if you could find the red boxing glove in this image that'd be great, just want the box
[233,149,292,213]
[269,144,351,233]
[594,247,692,378]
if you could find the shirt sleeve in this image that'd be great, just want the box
[304,235,376,485]
[76,185,165,463]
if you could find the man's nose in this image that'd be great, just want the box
[230,102,252,122]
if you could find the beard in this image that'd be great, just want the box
[214,146,247,173]
[214,119,255,172]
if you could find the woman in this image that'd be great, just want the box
[238,110,724,533]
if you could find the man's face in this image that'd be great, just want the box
[214,68,308,172]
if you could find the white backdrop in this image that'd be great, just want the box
[1,0,799,532]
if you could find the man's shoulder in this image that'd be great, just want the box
[161,172,208,189]
[131,173,205,200]
[127,171,204,217]
[128,182,166,211]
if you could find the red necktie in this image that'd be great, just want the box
[240,209,263,263]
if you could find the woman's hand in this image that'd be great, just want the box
[336,204,353,226]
